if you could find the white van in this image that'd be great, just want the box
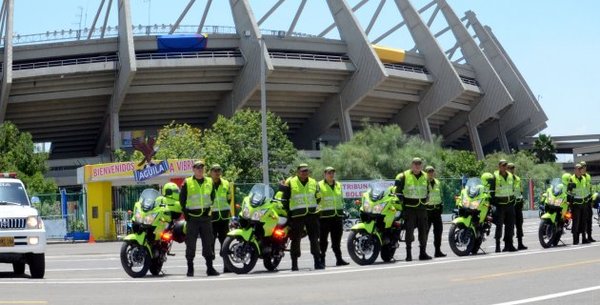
[0,173,46,278]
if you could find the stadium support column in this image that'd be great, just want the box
[436,0,513,129]
[497,121,510,153]
[467,119,484,160]
[293,0,387,149]
[0,0,13,123]
[466,12,547,146]
[96,0,137,154]
[206,0,273,126]
[388,0,465,140]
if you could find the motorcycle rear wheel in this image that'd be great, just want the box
[347,230,380,265]
[263,253,282,271]
[222,236,258,274]
[380,244,396,262]
[539,220,556,248]
[120,241,150,278]
[448,224,475,256]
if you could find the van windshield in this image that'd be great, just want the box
[0,182,30,206]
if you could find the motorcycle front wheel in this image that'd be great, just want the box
[448,224,475,256]
[347,230,380,265]
[222,236,258,274]
[149,258,163,276]
[120,241,150,278]
[539,220,556,248]
[380,244,396,262]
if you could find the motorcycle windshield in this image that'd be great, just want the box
[249,183,274,207]
[465,178,483,199]
[549,178,564,196]
[139,189,161,212]
[368,182,388,202]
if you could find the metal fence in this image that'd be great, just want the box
[33,192,86,239]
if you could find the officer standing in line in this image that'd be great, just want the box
[179,160,219,277]
[209,164,234,273]
[507,163,527,250]
[580,161,595,242]
[395,157,431,261]
[485,159,517,253]
[425,165,446,258]
[317,166,349,267]
[279,163,324,271]
[567,163,589,245]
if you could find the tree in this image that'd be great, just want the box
[0,122,57,194]
[440,150,485,178]
[531,133,557,164]
[202,110,297,182]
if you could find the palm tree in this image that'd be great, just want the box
[532,134,557,163]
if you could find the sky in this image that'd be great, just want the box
[10,0,600,137]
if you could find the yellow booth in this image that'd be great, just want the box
[76,159,196,241]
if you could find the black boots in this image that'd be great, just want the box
[419,247,432,261]
[495,240,501,253]
[314,255,325,270]
[291,256,299,271]
[517,238,528,250]
[336,256,349,266]
[405,246,412,262]
[502,241,518,252]
[434,247,446,258]
[206,260,220,276]
[588,235,596,243]
[573,233,580,245]
[186,261,194,277]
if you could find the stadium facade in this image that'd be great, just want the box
[0,0,547,186]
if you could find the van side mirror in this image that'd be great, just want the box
[31,196,41,204]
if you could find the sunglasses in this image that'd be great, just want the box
[193,166,204,169]
[299,169,309,173]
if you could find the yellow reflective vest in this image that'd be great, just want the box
[185,176,213,216]
[494,171,514,202]
[427,178,442,208]
[318,180,344,218]
[211,178,232,221]
[288,176,318,218]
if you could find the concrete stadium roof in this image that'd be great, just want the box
[0,0,546,164]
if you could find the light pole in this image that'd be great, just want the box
[260,38,269,188]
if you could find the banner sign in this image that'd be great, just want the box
[134,160,170,182]
[341,180,394,199]
[83,159,196,183]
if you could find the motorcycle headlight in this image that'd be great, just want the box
[470,200,480,209]
[242,206,251,219]
[362,201,372,213]
[26,216,42,229]
[373,203,386,214]
[251,210,266,221]
[143,213,157,225]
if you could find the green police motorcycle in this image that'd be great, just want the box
[448,177,493,256]
[347,182,403,265]
[120,189,185,278]
[222,183,289,274]
[539,178,571,248]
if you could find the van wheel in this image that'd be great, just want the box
[13,262,25,275]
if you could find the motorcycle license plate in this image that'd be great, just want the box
[0,237,14,247]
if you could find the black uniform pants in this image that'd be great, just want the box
[571,203,589,236]
[404,206,428,249]
[290,213,321,258]
[494,203,515,242]
[426,206,443,249]
[319,216,344,259]
[585,199,593,237]
[514,199,525,239]
[185,215,215,262]
[212,218,230,253]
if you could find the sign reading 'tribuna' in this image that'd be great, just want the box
[132,137,168,182]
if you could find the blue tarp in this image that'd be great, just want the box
[157,34,208,52]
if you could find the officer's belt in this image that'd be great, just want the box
[496,196,513,204]
[187,208,211,217]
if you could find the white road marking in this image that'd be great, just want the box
[2,243,598,285]
[489,285,600,305]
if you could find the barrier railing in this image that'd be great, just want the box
[269,51,350,62]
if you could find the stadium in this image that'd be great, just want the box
[0,0,547,186]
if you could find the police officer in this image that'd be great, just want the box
[209,164,234,273]
[395,157,431,261]
[580,161,595,242]
[180,160,219,277]
[279,163,324,271]
[425,166,446,258]
[485,159,517,253]
[507,163,527,250]
[317,166,349,267]
[568,163,589,244]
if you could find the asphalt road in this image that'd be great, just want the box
[1,218,599,305]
